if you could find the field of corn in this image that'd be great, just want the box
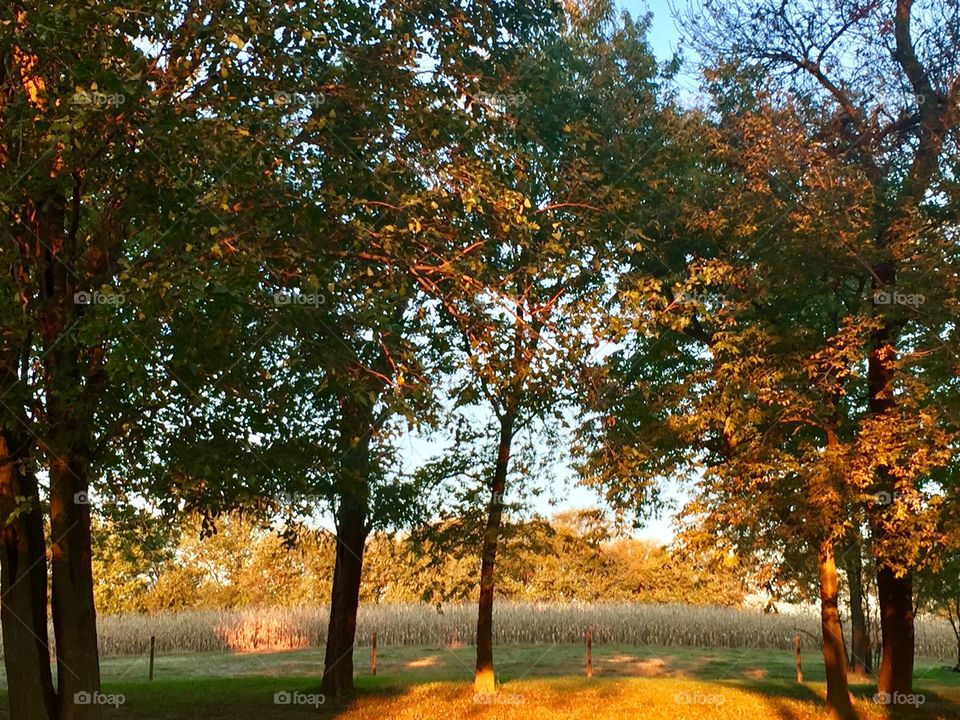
[15,602,951,661]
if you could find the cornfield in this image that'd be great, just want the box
[17,602,952,660]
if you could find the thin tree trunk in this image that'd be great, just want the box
[818,537,856,720]
[949,601,960,670]
[951,599,960,671]
[0,431,57,720]
[321,396,373,699]
[474,410,516,695]
[844,538,872,674]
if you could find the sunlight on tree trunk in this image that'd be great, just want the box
[817,538,855,720]
[475,411,516,695]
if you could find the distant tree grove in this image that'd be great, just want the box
[91,510,747,614]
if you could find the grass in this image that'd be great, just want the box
[1,644,958,719]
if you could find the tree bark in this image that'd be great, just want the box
[867,267,914,695]
[875,565,915,695]
[320,495,369,698]
[37,192,103,720]
[844,538,872,674]
[950,599,960,670]
[321,396,373,699]
[474,409,516,695]
[0,430,58,720]
[818,538,856,720]
[48,446,102,720]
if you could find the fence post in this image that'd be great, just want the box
[586,630,593,678]
[371,632,377,676]
[794,634,802,683]
[149,635,156,681]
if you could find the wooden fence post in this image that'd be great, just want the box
[794,634,802,683]
[149,635,156,681]
[586,630,593,678]
[371,632,377,676]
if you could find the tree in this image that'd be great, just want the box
[412,0,670,693]
[0,1,323,715]
[678,0,960,697]
[230,0,568,698]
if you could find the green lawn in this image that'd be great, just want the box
[1,645,958,719]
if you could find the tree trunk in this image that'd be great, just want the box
[844,538,872,674]
[321,396,373,699]
[818,538,856,720]
[37,191,103,720]
[876,565,915,695]
[49,448,103,720]
[951,599,960,670]
[0,431,58,720]
[474,410,516,695]
[320,496,369,698]
[867,265,914,696]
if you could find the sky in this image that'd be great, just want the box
[531,1,693,543]
[619,0,685,63]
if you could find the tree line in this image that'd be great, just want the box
[91,510,747,613]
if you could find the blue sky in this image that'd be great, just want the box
[619,0,684,62]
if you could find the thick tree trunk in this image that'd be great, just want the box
[844,539,872,674]
[0,431,57,720]
[49,449,102,720]
[875,565,915,695]
[38,192,102,720]
[818,538,856,720]
[474,410,516,695]
[321,497,369,698]
[867,265,914,696]
[321,397,373,699]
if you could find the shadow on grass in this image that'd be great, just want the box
[3,645,959,720]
